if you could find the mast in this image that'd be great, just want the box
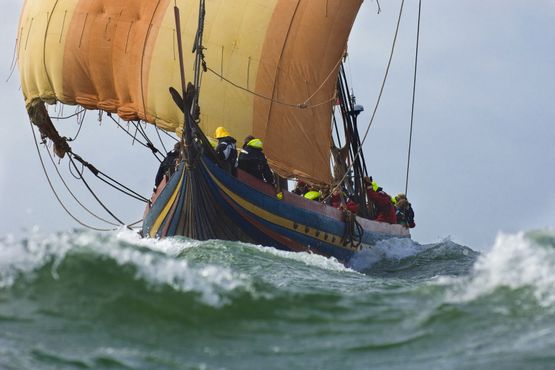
[334,62,370,217]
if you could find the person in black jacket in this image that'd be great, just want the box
[238,137,274,184]
[214,126,237,175]
[154,141,181,191]
[395,193,416,228]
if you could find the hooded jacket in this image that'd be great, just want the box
[238,146,274,184]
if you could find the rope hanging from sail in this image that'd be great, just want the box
[50,108,86,121]
[30,121,117,232]
[69,152,150,203]
[68,156,126,225]
[323,0,406,200]
[106,113,164,163]
[405,0,422,197]
[204,51,345,110]
[44,146,121,227]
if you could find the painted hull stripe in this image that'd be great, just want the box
[203,161,352,251]
[149,169,185,237]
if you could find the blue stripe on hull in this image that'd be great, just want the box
[143,155,408,263]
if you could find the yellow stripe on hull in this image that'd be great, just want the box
[149,170,185,238]
[203,163,353,251]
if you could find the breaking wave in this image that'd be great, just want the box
[0,229,252,307]
[441,229,555,308]
[1,228,555,369]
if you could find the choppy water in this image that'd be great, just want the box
[1,228,554,369]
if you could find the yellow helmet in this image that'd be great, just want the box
[247,138,263,149]
[214,126,230,139]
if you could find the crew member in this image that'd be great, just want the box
[395,193,416,228]
[293,180,309,195]
[154,141,181,191]
[214,126,237,174]
[238,137,274,184]
[329,188,359,214]
[363,177,396,224]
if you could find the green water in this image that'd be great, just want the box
[1,229,554,369]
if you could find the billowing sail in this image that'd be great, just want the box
[18,0,362,184]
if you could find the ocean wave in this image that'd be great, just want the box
[247,243,354,273]
[0,229,252,307]
[348,237,478,278]
[441,229,555,307]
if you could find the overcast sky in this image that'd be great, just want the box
[1,0,554,251]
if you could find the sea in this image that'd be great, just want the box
[1,228,554,370]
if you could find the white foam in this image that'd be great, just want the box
[115,228,198,256]
[0,230,73,288]
[442,231,555,306]
[247,243,354,273]
[77,230,253,306]
[348,237,424,271]
[0,230,252,306]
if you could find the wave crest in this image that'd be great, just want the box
[0,229,252,307]
[443,229,555,307]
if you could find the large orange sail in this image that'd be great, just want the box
[18,0,362,184]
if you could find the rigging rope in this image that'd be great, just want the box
[69,152,150,203]
[66,109,86,142]
[134,120,165,158]
[50,108,86,120]
[106,113,163,163]
[405,0,422,197]
[44,146,120,226]
[341,209,363,249]
[68,156,126,225]
[154,125,169,154]
[323,0,406,201]
[157,125,179,142]
[204,51,343,110]
[29,121,116,232]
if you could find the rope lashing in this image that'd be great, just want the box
[341,209,363,249]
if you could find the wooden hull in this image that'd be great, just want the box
[143,156,410,264]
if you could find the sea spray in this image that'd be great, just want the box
[441,230,555,308]
[1,229,253,306]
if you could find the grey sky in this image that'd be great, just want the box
[1,0,554,251]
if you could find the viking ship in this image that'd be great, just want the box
[18,0,411,264]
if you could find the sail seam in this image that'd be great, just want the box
[264,0,301,125]
[139,0,164,124]
[42,0,61,99]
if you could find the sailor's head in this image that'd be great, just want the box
[246,138,263,149]
[396,199,409,210]
[396,193,407,202]
[214,126,230,139]
[243,135,255,147]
